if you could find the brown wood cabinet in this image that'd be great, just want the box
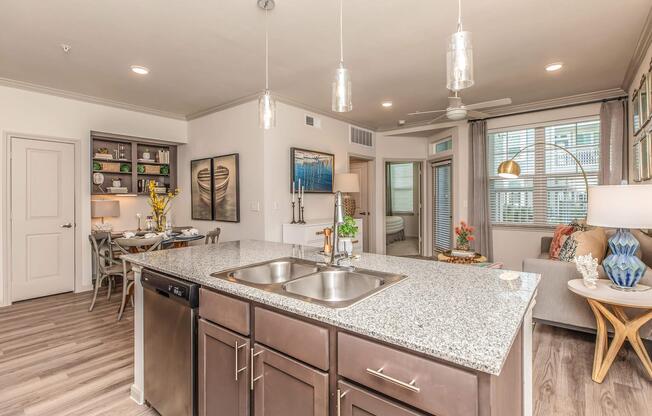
[337,381,425,416]
[198,318,250,416]
[252,344,329,416]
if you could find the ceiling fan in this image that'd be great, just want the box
[408,93,512,123]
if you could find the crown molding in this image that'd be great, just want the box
[0,77,187,120]
[622,7,652,90]
[187,91,377,131]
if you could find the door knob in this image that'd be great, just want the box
[60,223,73,228]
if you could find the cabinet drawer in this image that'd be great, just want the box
[337,381,425,416]
[200,288,250,336]
[338,333,478,416]
[255,307,329,371]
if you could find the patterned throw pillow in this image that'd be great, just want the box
[558,228,608,263]
[549,225,575,259]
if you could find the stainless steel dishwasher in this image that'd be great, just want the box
[142,269,199,416]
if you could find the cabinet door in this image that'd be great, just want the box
[252,343,329,416]
[338,381,426,416]
[198,318,250,416]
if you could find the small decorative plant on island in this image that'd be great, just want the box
[147,180,179,232]
[338,215,359,256]
[455,221,475,252]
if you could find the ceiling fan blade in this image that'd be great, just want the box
[465,98,512,110]
[407,109,447,116]
[467,110,490,119]
[428,113,449,124]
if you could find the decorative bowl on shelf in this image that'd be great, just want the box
[137,164,145,174]
[120,163,131,173]
[160,164,170,175]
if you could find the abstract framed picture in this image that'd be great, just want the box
[290,147,334,193]
[212,153,240,223]
[190,157,213,220]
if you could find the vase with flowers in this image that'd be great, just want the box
[147,180,180,232]
[455,221,475,252]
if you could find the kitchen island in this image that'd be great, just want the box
[123,240,540,416]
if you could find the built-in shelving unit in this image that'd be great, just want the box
[91,131,178,196]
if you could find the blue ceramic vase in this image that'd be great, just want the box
[602,228,646,289]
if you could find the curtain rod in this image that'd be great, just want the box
[478,95,628,122]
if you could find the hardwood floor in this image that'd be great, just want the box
[0,291,156,416]
[2,291,652,415]
[533,324,652,416]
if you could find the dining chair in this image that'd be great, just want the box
[205,227,221,244]
[113,235,164,320]
[88,232,124,312]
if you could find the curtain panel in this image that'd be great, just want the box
[468,120,493,261]
[599,99,628,185]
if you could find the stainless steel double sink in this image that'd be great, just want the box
[210,257,406,308]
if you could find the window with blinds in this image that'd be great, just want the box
[487,119,600,226]
[433,161,452,252]
[388,163,415,214]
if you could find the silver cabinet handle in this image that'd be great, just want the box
[366,367,420,393]
[336,388,349,416]
[234,341,247,381]
[60,223,73,228]
[250,347,263,390]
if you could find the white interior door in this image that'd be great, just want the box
[349,159,369,251]
[10,137,75,301]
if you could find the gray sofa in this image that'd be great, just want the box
[523,233,652,340]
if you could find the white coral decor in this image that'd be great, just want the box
[574,253,599,289]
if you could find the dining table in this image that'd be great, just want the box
[110,230,206,251]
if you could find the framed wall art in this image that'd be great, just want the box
[190,158,214,220]
[290,147,334,193]
[212,153,240,222]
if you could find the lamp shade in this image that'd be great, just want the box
[587,185,652,229]
[91,200,120,218]
[335,173,360,193]
[497,160,521,179]
[446,30,474,91]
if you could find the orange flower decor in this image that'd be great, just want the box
[455,221,475,250]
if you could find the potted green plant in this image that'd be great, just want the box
[338,215,359,256]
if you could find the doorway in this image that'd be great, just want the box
[385,161,422,257]
[9,136,76,301]
[348,156,373,252]
[431,159,453,255]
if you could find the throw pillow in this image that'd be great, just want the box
[549,224,575,259]
[631,229,652,268]
[558,228,608,263]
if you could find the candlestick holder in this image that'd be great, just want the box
[290,201,297,224]
[299,206,306,224]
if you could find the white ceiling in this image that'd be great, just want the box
[0,0,649,130]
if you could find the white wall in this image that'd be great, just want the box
[176,101,266,242]
[486,103,601,269]
[0,85,187,305]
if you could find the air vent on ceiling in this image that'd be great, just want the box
[305,114,321,128]
[349,125,374,147]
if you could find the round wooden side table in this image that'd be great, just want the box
[567,279,652,383]
[437,252,487,264]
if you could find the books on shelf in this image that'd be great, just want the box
[94,153,113,160]
[107,187,128,194]
[157,150,170,164]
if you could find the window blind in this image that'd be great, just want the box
[487,119,600,226]
[389,163,415,214]
[433,161,452,252]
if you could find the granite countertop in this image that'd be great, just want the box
[123,240,540,375]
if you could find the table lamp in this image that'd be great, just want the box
[91,199,120,231]
[335,173,360,217]
[587,185,652,289]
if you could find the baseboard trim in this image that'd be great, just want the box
[130,384,144,405]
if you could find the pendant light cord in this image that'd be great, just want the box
[265,8,269,90]
[339,0,344,63]
[457,0,462,32]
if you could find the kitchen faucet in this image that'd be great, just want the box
[329,191,346,266]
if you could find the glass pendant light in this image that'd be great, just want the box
[258,1,276,129]
[332,0,352,112]
[446,0,474,91]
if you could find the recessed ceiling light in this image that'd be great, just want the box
[130,65,149,75]
[545,62,563,72]
[382,101,393,108]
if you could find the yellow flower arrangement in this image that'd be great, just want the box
[147,180,180,232]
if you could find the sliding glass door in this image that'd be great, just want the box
[432,160,452,254]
